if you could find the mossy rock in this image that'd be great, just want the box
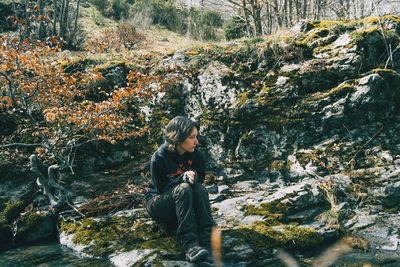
[14,212,54,245]
[59,215,181,258]
[360,15,400,26]
[243,200,292,223]
[0,223,13,251]
[225,221,324,253]
[93,60,130,72]
[60,58,99,74]
[0,200,25,224]
[295,27,331,48]
[0,113,17,136]
[306,81,356,104]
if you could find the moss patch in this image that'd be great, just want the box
[295,27,331,47]
[243,200,291,225]
[60,216,181,257]
[140,236,181,253]
[0,200,25,224]
[17,212,46,233]
[226,221,324,252]
[14,212,49,243]
[306,81,356,103]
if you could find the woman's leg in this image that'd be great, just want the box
[192,183,216,250]
[146,187,178,230]
[146,183,200,249]
[172,183,199,248]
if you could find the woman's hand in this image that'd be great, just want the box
[186,171,195,184]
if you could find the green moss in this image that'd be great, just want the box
[61,217,138,256]
[14,212,48,242]
[211,206,219,213]
[345,169,382,207]
[140,236,181,253]
[269,160,285,171]
[310,20,344,28]
[59,216,182,257]
[1,200,25,224]
[350,26,380,41]
[200,108,225,127]
[371,68,400,76]
[315,210,339,226]
[18,212,46,232]
[94,60,128,71]
[263,74,279,88]
[261,86,272,93]
[349,169,379,186]
[131,220,163,241]
[361,15,400,24]
[235,92,252,107]
[60,58,99,73]
[243,200,290,224]
[226,221,324,252]
[295,27,330,47]
[307,82,355,103]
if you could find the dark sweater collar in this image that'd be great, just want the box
[161,141,193,158]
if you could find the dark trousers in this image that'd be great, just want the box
[146,182,215,250]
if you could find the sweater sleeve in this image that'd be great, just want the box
[192,150,206,184]
[149,154,167,195]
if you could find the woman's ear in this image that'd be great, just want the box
[168,143,175,151]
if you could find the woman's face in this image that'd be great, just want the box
[177,127,199,155]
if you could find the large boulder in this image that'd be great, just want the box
[59,179,337,266]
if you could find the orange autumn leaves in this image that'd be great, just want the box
[0,35,156,148]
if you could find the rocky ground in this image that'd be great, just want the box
[2,15,400,266]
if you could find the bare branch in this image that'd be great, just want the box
[1,143,46,148]
[371,0,394,68]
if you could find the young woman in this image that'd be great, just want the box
[145,116,216,263]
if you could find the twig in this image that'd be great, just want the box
[66,200,86,218]
[386,43,400,68]
[371,0,394,68]
[349,125,384,166]
[1,143,45,148]
[342,124,353,143]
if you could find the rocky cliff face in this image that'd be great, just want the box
[155,16,400,181]
[2,16,400,266]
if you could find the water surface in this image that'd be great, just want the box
[0,242,112,267]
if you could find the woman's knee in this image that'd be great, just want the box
[173,182,193,197]
[192,183,208,196]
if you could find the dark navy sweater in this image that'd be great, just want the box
[144,142,206,202]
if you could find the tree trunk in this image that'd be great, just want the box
[21,0,30,40]
[29,155,60,207]
[242,0,252,37]
[38,0,46,40]
[302,0,307,19]
[283,0,288,27]
[59,0,69,39]
[295,0,301,21]
[249,0,262,35]
[52,0,58,36]
[73,0,81,39]
[266,3,272,34]
[273,0,282,28]
[313,0,321,20]
[359,0,365,18]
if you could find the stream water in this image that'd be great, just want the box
[1,242,400,267]
[0,242,112,267]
